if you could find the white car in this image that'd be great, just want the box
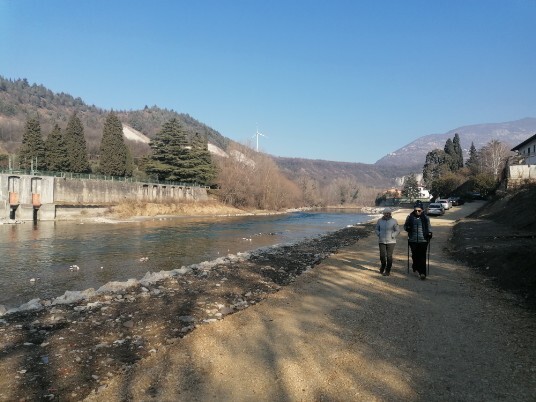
[437,199,451,210]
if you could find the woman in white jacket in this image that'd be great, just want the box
[375,208,400,276]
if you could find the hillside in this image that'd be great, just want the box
[449,184,536,306]
[0,76,231,158]
[0,76,409,188]
[274,157,414,188]
[2,76,534,191]
[375,118,536,168]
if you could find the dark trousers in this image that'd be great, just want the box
[409,242,428,275]
[379,243,396,272]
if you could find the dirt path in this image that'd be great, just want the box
[86,203,536,401]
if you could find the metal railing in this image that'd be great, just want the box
[0,169,207,188]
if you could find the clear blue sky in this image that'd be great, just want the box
[1,0,535,164]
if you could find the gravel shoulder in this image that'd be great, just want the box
[2,202,535,401]
[90,203,536,401]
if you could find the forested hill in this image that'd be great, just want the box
[0,76,411,188]
[0,76,231,157]
[5,76,534,194]
[274,157,413,188]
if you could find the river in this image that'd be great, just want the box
[0,210,376,309]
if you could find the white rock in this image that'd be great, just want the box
[97,279,139,294]
[52,289,96,305]
[7,298,43,314]
[140,270,173,286]
[202,319,218,324]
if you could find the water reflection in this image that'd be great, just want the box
[0,210,373,308]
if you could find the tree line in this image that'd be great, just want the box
[1,76,379,209]
[14,113,218,186]
[6,111,373,210]
[400,133,513,200]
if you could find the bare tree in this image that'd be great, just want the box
[478,140,512,179]
[297,175,322,207]
[323,177,360,206]
[214,144,300,210]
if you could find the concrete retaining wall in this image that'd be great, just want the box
[0,173,208,222]
[53,178,208,204]
[508,165,536,188]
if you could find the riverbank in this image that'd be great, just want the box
[0,224,373,401]
[70,199,374,223]
[2,200,534,401]
[85,202,535,402]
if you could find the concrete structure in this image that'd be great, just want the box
[0,173,208,222]
[507,164,536,189]
[507,134,536,188]
[417,186,432,199]
[511,133,536,165]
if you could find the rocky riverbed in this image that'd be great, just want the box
[0,224,373,401]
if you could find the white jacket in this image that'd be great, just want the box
[375,217,400,244]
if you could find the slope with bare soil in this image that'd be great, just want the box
[448,185,536,307]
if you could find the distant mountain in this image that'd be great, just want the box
[375,118,536,168]
[3,76,535,191]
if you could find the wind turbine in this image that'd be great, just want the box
[253,127,267,152]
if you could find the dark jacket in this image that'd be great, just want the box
[404,212,432,242]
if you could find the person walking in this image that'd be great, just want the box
[404,201,432,280]
[375,208,400,276]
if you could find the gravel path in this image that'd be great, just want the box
[85,203,536,401]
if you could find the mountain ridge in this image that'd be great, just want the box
[375,117,536,167]
[2,76,534,189]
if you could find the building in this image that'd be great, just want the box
[508,133,536,188]
[417,186,432,199]
[511,133,536,165]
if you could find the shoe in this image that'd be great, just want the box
[385,271,390,276]
[419,274,426,280]
[380,267,385,274]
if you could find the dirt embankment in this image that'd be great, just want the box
[448,185,536,307]
[108,199,254,219]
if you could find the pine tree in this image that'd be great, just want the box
[453,133,464,169]
[99,112,133,177]
[443,138,457,171]
[45,123,70,171]
[145,118,190,181]
[402,173,420,200]
[64,113,91,173]
[422,149,450,186]
[18,117,46,170]
[188,132,216,185]
[466,142,478,172]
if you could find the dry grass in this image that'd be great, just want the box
[110,199,247,218]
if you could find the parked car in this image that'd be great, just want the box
[468,192,485,200]
[426,203,445,216]
[437,199,451,210]
[448,196,465,206]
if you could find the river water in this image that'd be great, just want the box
[0,210,375,309]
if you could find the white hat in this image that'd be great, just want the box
[383,208,392,214]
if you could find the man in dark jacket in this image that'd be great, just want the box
[404,201,432,280]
